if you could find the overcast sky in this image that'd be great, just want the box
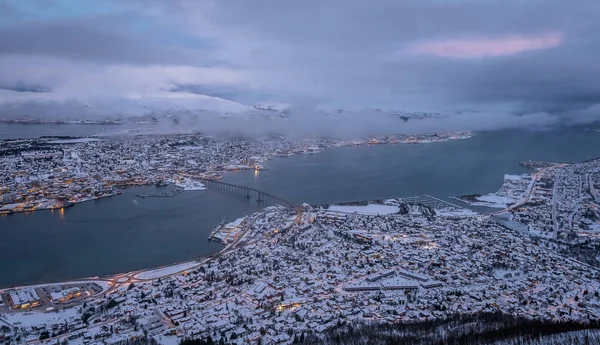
[0,0,599,120]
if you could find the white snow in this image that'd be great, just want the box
[3,308,79,327]
[174,179,206,191]
[329,204,400,215]
[47,138,102,144]
[0,203,20,210]
[0,280,110,294]
[504,174,522,181]
[473,195,516,208]
[155,335,181,345]
[178,146,204,151]
[435,208,478,217]
[225,217,246,228]
[135,262,199,280]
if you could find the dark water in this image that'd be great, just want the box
[223,128,600,205]
[0,186,261,288]
[1,125,600,287]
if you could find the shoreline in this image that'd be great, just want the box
[0,192,121,216]
[2,130,600,344]
[0,133,472,217]
[0,134,476,289]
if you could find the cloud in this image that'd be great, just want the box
[0,81,50,93]
[0,0,598,131]
[0,1,15,18]
[123,106,566,140]
[0,20,201,65]
[132,0,600,110]
[406,32,563,58]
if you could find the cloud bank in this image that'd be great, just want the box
[0,0,599,133]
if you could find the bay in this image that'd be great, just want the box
[1,125,599,288]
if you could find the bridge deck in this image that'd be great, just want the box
[201,179,298,207]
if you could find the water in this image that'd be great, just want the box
[0,186,261,288]
[1,125,600,287]
[223,128,600,205]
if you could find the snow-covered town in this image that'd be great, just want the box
[4,0,600,342]
[4,133,600,345]
[0,131,471,215]
[3,182,600,344]
[455,158,600,266]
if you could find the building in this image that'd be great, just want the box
[9,288,41,309]
[50,287,82,303]
[1,193,14,203]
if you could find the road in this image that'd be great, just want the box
[589,173,599,203]
[103,206,304,291]
[491,165,565,217]
[1,203,304,330]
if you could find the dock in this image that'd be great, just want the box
[136,187,184,198]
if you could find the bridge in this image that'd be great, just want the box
[201,179,298,208]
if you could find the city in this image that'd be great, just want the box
[2,0,600,344]
[2,137,600,344]
[0,131,471,215]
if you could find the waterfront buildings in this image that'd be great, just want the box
[4,132,600,345]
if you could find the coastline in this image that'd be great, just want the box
[2,133,600,345]
[0,132,476,288]
[0,192,120,216]
[0,132,472,216]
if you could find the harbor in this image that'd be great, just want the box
[208,217,247,244]
[136,187,184,198]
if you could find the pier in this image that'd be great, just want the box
[136,187,184,198]
[201,179,298,208]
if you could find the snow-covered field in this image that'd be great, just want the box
[329,204,399,215]
[455,174,530,208]
[472,195,517,208]
[2,308,79,327]
[134,262,199,280]
[47,138,102,144]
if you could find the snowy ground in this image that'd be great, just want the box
[174,179,206,191]
[455,174,530,208]
[134,262,199,280]
[2,308,79,327]
[178,146,204,150]
[0,280,110,294]
[471,195,516,208]
[329,204,399,215]
[435,208,479,217]
[47,138,102,144]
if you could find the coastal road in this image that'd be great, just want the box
[1,206,302,314]
[105,211,271,287]
[491,165,565,217]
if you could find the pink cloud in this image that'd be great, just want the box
[407,32,563,58]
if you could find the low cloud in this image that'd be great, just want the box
[0,81,51,93]
[104,105,592,139]
[0,0,598,130]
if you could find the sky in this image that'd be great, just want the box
[0,0,599,127]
